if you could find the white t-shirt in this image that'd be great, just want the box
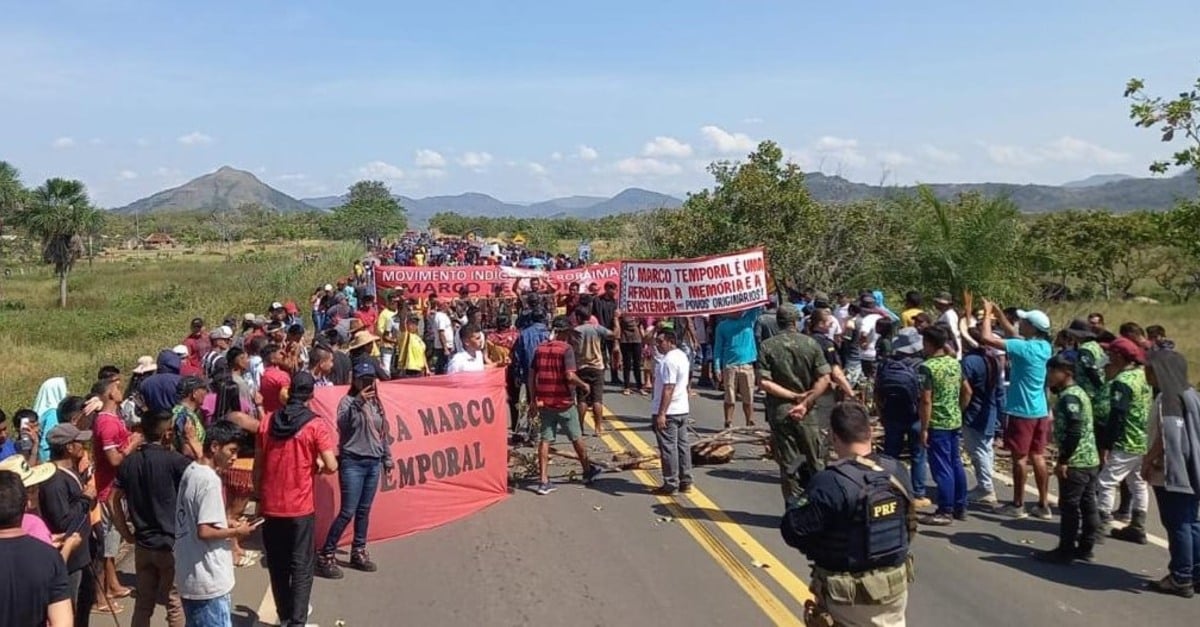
[174,463,234,600]
[433,311,453,350]
[446,349,486,374]
[652,348,691,416]
[938,309,962,358]
[859,314,882,361]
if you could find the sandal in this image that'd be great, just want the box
[622,389,632,396]
[109,588,133,600]
[236,552,260,567]
[93,602,125,614]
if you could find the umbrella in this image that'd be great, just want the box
[519,257,547,268]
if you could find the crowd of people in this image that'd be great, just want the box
[373,232,588,269]
[2,249,1199,625]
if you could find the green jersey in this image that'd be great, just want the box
[1053,384,1100,468]
[1109,367,1151,455]
[919,355,963,430]
[1075,341,1110,424]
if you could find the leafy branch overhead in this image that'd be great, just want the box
[1125,75,1200,177]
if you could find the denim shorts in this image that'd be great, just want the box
[183,593,232,627]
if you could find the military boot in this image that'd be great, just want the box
[1111,510,1148,544]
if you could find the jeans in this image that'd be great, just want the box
[653,413,693,489]
[1058,467,1099,552]
[322,454,383,553]
[927,429,968,514]
[311,311,325,332]
[182,593,232,627]
[133,547,185,627]
[962,426,995,493]
[882,419,927,497]
[1155,487,1200,583]
[262,515,315,627]
[620,342,643,390]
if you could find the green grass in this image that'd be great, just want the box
[0,242,360,406]
[1043,300,1199,376]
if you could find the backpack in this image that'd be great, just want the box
[876,358,920,422]
[831,457,910,566]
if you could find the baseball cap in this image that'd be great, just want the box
[933,291,954,306]
[1107,337,1146,365]
[47,424,92,446]
[284,300,299,314]
[1016,309,1052,334]
[172,344,189,358]
[209,325,234,340]
[352,361,377,380]
[270,301,284,311]
[776,303,801,325]
[243,312,258,323]
[324,284,334,292]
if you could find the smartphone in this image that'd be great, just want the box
[19,417,30,430]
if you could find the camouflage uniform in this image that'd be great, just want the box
[757,327,832,507]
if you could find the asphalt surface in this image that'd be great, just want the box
[119,383,1195,627]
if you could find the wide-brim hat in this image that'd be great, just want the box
[347,330,380,351]
[0,456,57,487]
[893,328,923,355]
[132,355,157,374]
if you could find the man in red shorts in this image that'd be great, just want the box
[980,302,1054,519]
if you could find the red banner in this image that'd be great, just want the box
[373,262,622,297]
[311,368,510,545]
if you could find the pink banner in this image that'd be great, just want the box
[374,262,621,297]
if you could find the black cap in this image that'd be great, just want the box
[1046,352,1076,371]
[289,371,316,403]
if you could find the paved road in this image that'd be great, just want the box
[159,384,1192,627]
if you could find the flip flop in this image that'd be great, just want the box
[93,602,125,614]
[109,588,133,600]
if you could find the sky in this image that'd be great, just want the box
[2,0,1198,208]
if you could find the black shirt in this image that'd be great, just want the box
[332,351,354,385]
[0,534,71,626]
[114,443,192,551]
[38,467,93,573]
[591,296,617,330]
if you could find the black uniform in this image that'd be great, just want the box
[782,454,915,623]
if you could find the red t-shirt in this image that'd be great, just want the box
[92,411,130,503]
[257,415,336,517]
[259,366,292,417]
[532,340,577,410]
[355,307,379,331]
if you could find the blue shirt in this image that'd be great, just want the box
[713,308,760,371]
[1003,338,1051,419]
[37,408,59,463]
[0,439,17,462]
[961,351,1005,435]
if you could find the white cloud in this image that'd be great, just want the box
[614,157,683,177]
[550,151,564,161]
[877,150,914,168]
[577,145,599,161]
[414,149,447,168]
[918,144,961,164]
[456,151,494,170]
[51,136,75,149]
[982,136,1129,167]
[813,135,866,166]
[116,170,138,181]
[642,136,693,158]
[700,125,756,154]
[527,162,548,176]
[356,160,405,181]
[177,131,214,146]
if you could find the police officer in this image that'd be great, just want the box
[782,401,916,627]
[758,302,832,507]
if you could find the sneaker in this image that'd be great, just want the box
[1033,549,1074,565]
[1031,504,1054,520]
[919,513,953,526]
[535,482,557,495]
[953,509,968,521]
[650,485,678,496]
[998,503,1029,519]
[583,465,603,485]
[315,553,343,580]
[1148,575,1195,598]
[349,548,377,573]
[911,497,933,510]
[678,483,694,494]
[968,488,999,505]
[1074,547,1095,562]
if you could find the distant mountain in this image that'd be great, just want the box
[300,188,684,226]
[111,166,317,214]
[1062,173,1136,188]
[798,170,1198,213]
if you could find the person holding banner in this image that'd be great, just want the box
[528,317,602,495]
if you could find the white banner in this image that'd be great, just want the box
[618,248,769,316]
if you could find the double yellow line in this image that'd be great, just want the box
[596,408,811,626]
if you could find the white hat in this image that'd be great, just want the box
[132,355,157,374]
[172,344,189,357]
[270,301,284,311]
[208,325,234,340]
[324,284,334,292]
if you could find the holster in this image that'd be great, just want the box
[812,561,909,607]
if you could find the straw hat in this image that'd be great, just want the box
[347,330,380,351]
[132,355,157,374]
[0,456,57,487]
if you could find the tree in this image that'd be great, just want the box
[0,161,28,302]
[1125,74,1200,177]
[323,180,407,244]
[14,178,104,307]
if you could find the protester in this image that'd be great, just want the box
[34,377,69,462]
[714,307,761,429]
[650,328,693,495]
[1098,337,1152,544]
[175,420,255,625]
[0,454,61,548]
[93,376,142,606]
[980,302,1053,520]
[1036,354,1101,564]
[0,469,74,627]
[917,324,970,525]
[254,372,338,627]
[109,410,195,627]
[961,327,1005,506]
[528,316,601,495]
[141,349,185,415]
[447,323,489,374]
[317,362,395,579]
[876,328,931,509]
[617,310,646,395]
[590,281,620,386]
[38,424,96,617]
[570,306,614,435]
[1142,350,1200,596]
[756,303,832,507]
[932,292,962,358]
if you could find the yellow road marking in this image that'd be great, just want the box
[594,428,802,626]
[600,408,814,607]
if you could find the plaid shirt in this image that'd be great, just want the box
[531,340,576,410]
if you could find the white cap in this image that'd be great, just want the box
[172,344,189,357]
[270,301,284,311]
[324,284,333,292]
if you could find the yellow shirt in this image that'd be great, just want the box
[901,307,924,328]
[377,308,397,339]
[396,331,427,372]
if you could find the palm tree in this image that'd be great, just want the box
[14,178,104,307]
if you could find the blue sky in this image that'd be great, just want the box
[2,0,1197,207]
